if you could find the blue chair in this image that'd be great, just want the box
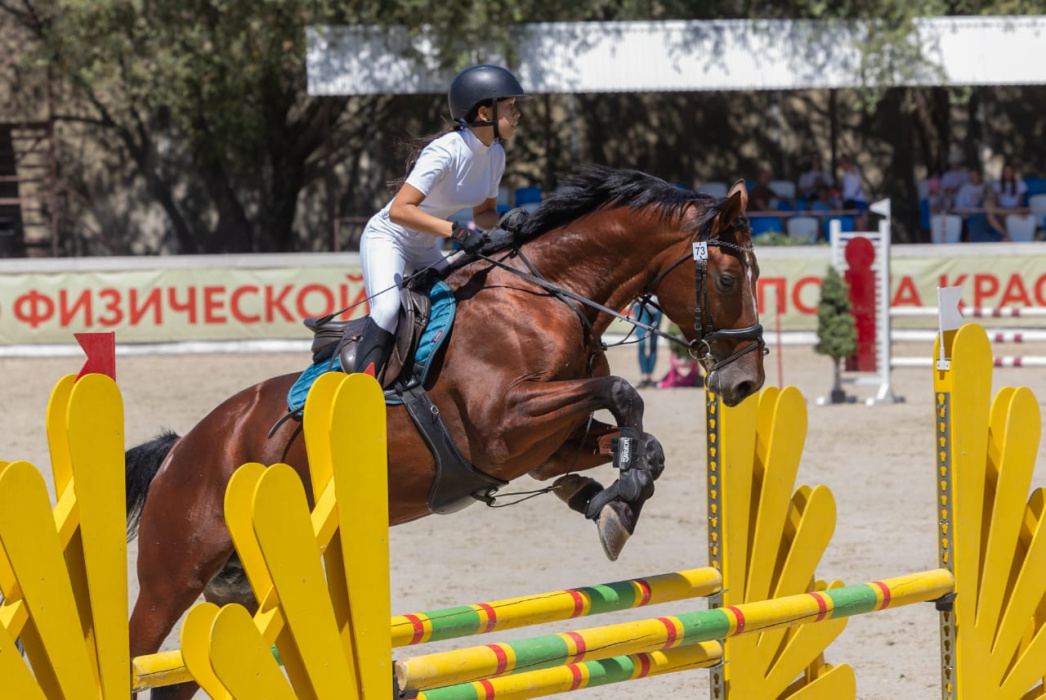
[750,217,783,236]
[919,198,930,233]
[497,186,512,214]
[1024,176,1046,205]
[515,186,543,207]
[823,216,855,241]
[1028,193,1046,231]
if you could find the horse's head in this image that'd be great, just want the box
[653,180,765,406]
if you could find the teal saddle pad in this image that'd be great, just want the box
[287,280,456,412]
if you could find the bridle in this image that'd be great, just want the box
[645,218,766,373]
[446,205,764,375]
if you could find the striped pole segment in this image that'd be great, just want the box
[415,642,722,700]
[891,330,1046,344]
[396,569,953,692]
[130,568,722,689]
[892,356,1046,369]
[391,568,721,647]
[890,306,1046,318]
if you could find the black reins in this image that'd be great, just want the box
[313,211,765,374]
[476,217,766,374]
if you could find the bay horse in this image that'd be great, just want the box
[125,166,765,698]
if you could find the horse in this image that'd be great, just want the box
[125,166,765,698]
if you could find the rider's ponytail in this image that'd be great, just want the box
[386,122,466,193]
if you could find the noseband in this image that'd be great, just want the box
[647,221,766,372]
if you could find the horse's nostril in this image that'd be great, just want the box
[735,381,755,399]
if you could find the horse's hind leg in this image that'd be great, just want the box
[130,502,238,699]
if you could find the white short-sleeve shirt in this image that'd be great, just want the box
[993,179,1027,208]
[367,129,505,244]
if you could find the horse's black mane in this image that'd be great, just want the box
[518,165,720,242]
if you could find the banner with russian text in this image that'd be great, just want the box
[0,255,368,344]
[0,246,1043,346]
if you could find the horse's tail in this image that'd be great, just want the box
[126,429,180,539]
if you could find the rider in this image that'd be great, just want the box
[353,64,526,380]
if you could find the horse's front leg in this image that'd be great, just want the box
[501,376,664,561]
[529,421,618,478]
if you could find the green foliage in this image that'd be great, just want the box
[6,0,1046,252]
[814,266,857,360]
[752,232,824,247]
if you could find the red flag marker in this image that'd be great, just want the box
[75,332,116,381]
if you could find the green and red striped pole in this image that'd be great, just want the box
[391,567,721,647]
[416,643,722,700]
[397,569,953,694]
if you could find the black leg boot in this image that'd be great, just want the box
[352,317,395,383]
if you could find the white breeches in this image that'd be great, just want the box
[360,226,448,333]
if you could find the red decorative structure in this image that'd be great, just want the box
[75,332,116,381]
[844,237,877,373]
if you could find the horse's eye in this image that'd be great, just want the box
[718,274,737,289]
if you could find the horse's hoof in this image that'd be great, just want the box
[553,474,604,515]
[597,501,635,562]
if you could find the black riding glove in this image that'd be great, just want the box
[451,222,485,254]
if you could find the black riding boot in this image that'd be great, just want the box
[353,317,395,382]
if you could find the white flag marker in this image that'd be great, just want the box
[936,286,965,370]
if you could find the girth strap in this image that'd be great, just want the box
[398,382,507,514]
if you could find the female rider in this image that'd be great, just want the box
[354,64,525,381]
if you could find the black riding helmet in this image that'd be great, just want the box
[448,64,526,141]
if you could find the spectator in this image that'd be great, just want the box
[993,162,1028,209]
[940,152,969,202]
[632,301,662,389]
[798,153,835,200]
[838,154,869,230]
[982,186,1010,243]
[810,183,840,212]
[926,177,946,214]
[953,168,985,211]
[748,169,777,211]
[956,169,992,242]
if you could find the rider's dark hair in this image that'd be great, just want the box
[386,95,501,192]
[386,124,463,192]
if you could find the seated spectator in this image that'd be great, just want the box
[838,154,868,230]
[809,184,840,212]
[748,169,776,211]
[977,185,1009,243]
[953,168,985,211]
[993,162,1027,209]
[798,153,835,201]
[926,177,946,214]
[941,152,969,201]
[956,169,994,242]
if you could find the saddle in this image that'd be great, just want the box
[304,286,431,390]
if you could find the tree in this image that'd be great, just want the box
[1,1,737,254]
[814,266,857,404]
[3,1,1046,253]
[0,1,397,253]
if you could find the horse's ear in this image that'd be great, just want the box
[728,179,748,211]
[719,180,748,232]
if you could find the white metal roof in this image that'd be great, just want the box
[307,16,1046,95]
